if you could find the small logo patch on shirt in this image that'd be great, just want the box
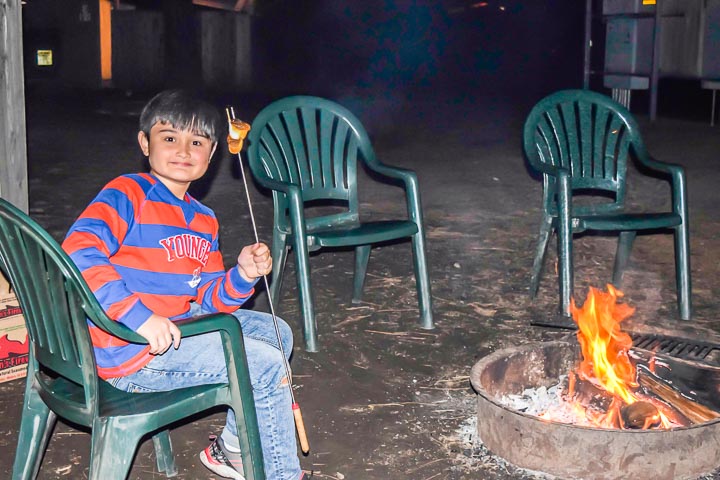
[188,267,202,288]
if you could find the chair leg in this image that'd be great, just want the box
[89,418,141,480]
[675,224,692,320]
[152,431,177,477]
[612,231,636,288]
[529,215,553,298]
[411,232,434,330]
[293,235,318,352]
[12,387,57,480]
[557,233,573,317]
[557,174,573,317]
[352,245,371,304]
[269,232,289,310]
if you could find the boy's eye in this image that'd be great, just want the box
[192,140,203,146]
[163,136,176,142]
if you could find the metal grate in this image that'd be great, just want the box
[630,332,720,365]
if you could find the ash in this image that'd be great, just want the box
[497,376,567,416]
[496,375,597,427]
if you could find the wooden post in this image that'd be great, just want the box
[0,0,28,213]
[649,0,661,122]
[234,13,252,89]
[583,0,592,90]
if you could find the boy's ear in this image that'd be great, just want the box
[138,131,149,156]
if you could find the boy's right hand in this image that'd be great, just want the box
[137,314,182,355]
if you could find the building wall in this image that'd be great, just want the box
[112,10,165,91]
[200,11,252,90]
[22,0,101,89]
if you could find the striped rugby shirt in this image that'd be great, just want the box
[62,173,256,379]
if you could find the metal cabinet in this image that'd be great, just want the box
[585,0,720,119]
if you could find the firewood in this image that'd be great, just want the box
[621,401,661,429]
[638,370,720,425]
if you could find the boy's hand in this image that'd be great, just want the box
[237,242,272,282]
[137,314,182,355]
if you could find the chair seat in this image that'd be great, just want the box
[548,212,682,231]
[44,376,228,424]
[574,212,682,231]
[311,220,419,248]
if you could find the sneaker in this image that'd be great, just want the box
[199,434,245,480]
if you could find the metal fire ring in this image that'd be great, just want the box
[469,341,720,480]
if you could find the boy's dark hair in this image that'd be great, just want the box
[139,89,221,143]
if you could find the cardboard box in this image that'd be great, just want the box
[0,272,28,383]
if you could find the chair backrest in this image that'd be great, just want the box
[0,198,128,419]
[247,96,377,230]
[523,89,645,216]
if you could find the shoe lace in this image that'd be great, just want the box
[207,434,231,464]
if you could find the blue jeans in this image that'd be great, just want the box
[108,304,302,480]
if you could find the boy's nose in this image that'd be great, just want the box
[177,143,191,157]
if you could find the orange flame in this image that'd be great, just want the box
[571,284,637,404]
[533,285,675,429]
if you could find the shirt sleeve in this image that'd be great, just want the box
[61,179,154,331]
[195,235,258,313]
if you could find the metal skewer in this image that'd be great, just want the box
[226,107,310,454]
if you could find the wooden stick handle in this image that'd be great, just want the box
[293,403,310,453]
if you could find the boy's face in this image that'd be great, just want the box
[138,121,217,198]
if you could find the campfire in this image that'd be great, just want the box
[510,285,719,431]
[470,285,720,479]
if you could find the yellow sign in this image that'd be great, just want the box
[642,0,656,4]
[36,50,53,66]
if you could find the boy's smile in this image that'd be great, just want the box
[138,121,217,199]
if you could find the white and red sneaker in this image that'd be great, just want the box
[199,434,245,480]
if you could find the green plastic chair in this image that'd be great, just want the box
[246,96,434,352]
[524,89,691,320]
[0,198,265,480]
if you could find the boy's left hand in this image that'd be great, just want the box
[237,242,272,282]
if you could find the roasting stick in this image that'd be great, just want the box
[226,107,310,454]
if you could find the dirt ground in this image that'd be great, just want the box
[2,85,720,480]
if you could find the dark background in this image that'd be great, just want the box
[251,1,585,99]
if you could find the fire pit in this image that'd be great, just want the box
[469,341,720,480]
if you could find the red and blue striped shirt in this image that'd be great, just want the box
[62,173,255,379]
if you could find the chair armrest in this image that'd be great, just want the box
[634,151,688,213]
[251,176,304,203]
[175,313,243,341]
[362,158,425,224]
[362,156,419,185]
[251,176,307,229]
[362,158,421,197]
[635,150,685,178]
[251,175,295,194]
[89,311,243,346]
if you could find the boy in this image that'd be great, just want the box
[62,89,304,480]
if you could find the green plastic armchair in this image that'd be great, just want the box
[523,89,691,320]
[0,198,265,480]
[246,96,434,352]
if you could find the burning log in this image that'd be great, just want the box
[638,369,720,425]
[620,400,661,429]
[565,372,613,411]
